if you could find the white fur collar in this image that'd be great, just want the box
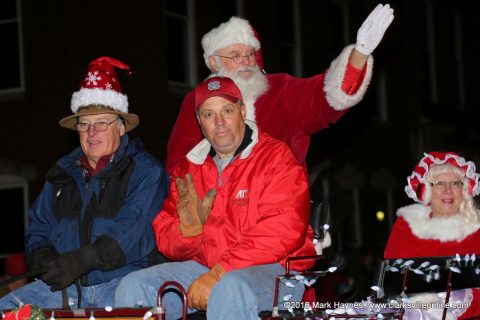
[244,97,256,123]
[398,204,480,242]
[324,44,373,110]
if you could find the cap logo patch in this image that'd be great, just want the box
[208,81,220,91]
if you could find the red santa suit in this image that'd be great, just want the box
[385,204,480,319]
[166,45,372,173]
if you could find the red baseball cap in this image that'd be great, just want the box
[194,77,243,110]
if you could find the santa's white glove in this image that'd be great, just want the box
[355,3,394,55]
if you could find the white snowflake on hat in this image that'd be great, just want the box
[86,71,102,86]
[71,56,130,113]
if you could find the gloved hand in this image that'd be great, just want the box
[355,3,394,55]
[187,263,225,310]
[42,244,100,291]
[29,246,59,271]
[176,173,216,237]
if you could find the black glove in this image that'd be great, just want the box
[42,244,100,291]
[29,246,59,271]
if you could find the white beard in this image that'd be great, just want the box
[210,63,269,122]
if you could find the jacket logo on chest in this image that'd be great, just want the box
[232,189,249,206]
[235,189,248,199]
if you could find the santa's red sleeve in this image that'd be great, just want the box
[341,63,367,95]
[166,91,204,174]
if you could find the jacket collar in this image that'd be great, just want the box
[187,120,258,165]
[398,203,480,242]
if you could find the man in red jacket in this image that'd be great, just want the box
[166,4,394,173]
[115,77,317,319]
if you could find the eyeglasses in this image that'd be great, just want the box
[75,117,119,132]
[430,180,464,189]
[215,51,256,64]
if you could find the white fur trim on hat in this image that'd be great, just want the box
[71,88,129,113]
[202,17,261,68]
[404,171,432,205]
[324,44,373,111]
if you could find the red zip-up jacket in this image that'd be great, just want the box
[154,125,316,272]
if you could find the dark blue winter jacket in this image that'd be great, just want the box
[26,134,168,285]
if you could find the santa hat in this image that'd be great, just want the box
[202,17,264,70]
[405,151,480,204]
[59,56,139,132]
[194,76,243,110]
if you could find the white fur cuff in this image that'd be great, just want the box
[324,44,373,111]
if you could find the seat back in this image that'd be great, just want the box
[309,201,330,242]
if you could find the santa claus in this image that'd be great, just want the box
[166,4,394,173]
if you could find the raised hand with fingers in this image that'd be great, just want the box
[176,173,216,237]
[355,3,394,56]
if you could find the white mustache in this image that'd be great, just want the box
[237,66,256,73]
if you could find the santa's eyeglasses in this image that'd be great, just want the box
[215,50,256,64]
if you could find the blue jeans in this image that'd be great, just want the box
[0,277,121,310]
[115,261,305,320]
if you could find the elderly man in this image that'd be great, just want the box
[115,77,317,319]
[0,57,168,309]
[166,4,394,173]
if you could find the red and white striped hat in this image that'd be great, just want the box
[405,151,480,204]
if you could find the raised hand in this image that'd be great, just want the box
[176,173,216,237]
[355,3,394,56]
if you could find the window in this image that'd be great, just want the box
[0,0,23,94]
[424,1,464,111]
[165,0,196,86]
[278,0,301,75]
